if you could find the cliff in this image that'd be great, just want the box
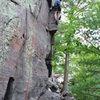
[0,0,74,100]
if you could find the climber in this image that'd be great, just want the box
[46,0,62,32]
[53,0,61,25]
[47,0,61,25]
[47,0,61,10]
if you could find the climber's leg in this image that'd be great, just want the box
[54,11,57,21]
[58,12,61,20]
[54,11,58,25]
[53,2,61,24]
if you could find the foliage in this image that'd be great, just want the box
[53,0,100,99]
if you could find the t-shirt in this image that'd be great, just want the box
[54,0,61,6]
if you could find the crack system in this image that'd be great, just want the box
[10,0,19,5]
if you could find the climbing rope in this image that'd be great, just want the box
[26,36,34,100]
[25,9,35,100]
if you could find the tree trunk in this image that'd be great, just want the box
[62,53,69,92]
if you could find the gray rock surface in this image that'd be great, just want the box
[39,91,60,100]
[0,0,74,100]
[0,0,50,99]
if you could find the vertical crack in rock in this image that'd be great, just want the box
[5,17,19,26]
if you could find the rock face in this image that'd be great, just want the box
[0,0,74,100]
[0,0,57,99]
